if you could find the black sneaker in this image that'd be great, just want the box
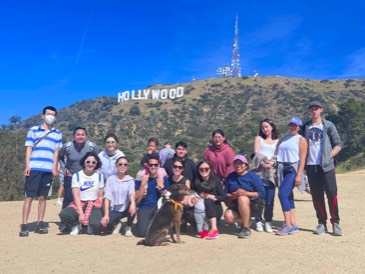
[35,221,48,234]
[59,222,70,233]
[238,227,251,239]
[19,224,29,237]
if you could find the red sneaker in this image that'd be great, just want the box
[206,229,219,239]
[198,230,209,239]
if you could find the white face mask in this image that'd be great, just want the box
[44,115,55,125]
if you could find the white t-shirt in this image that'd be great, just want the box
[72,171,104,201]
[307,123,323,165]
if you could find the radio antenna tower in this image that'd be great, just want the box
[231,15,241,77]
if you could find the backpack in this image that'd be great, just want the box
[64,140,95,154]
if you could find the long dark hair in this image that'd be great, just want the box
[258,118,280,140]
[195,160,219,191]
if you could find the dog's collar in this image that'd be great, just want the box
[166,198,183,210]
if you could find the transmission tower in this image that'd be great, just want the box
[231,15,241,77]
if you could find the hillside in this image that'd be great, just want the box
[1,76,365,201]
[21,76,365,159]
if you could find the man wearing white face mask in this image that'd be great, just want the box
[19,106,63,237]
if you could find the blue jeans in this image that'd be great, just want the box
[256,180,276,222]
[278,172,296,212]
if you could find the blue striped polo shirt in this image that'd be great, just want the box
[25,125,63,172]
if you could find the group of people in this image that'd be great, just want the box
[19,100,343,240]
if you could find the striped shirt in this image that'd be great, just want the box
[25,125,63,172]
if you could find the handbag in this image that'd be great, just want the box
[282,163,295,176]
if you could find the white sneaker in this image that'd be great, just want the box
[70,224,81,236]
[256,221,264,232]
[113,222,122,235]
[56,198,63,205]
[125,226,133,237]
[265,222,273,233]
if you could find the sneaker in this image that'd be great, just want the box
[19,224,29,237]
[233,222,242,229]
[125,226,133,237]
[113,222,122,235]
[256,221,264,232]
[198,230,209,239]
[70,224,82,236]
[35,222,48,234]
[238,227,251,238]
[332,223,342,236]
[313,224,327,235]
[206,229,219,239]
[56,198,63,205]
[265,222,273,233]
[275,225,293,236]
[59,222,70,233]
[290,225,299,234]
[86,225,95,235]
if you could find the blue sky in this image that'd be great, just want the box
[1,0,364,125]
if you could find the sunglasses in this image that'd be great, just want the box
[148,163,159,167]
[118,163,128,167]
[85,160,97,165]
[173,165,184,170]
[106,141,116,144]
[199,168,210,172]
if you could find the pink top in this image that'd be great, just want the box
[203,143,235,181]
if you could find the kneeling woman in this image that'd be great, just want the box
[101,157,136,236]
[275,117,307,236]
[59,152,104,236]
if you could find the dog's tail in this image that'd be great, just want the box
[137,239,146,246]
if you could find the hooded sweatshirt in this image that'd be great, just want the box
[203,143,235,181]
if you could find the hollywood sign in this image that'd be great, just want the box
[117,87,184,103]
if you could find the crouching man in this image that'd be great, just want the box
[224,155,265,239]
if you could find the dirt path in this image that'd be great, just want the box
[1,170,364,273]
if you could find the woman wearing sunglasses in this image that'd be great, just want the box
[168,159,196,231]
[168,159,191,188]
[275,117,307,236]
[98,133,125,182]
[101,157,136,237]
[59,152,104,236]
[194,160,225,239]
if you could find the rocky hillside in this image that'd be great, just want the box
[21,76,365,162]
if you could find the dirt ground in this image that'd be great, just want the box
[1,169,364,274]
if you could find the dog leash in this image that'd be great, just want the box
[166,198,183,210]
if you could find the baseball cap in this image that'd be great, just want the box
[288,116,302,126]
[233,155,248,164]
[308,100,322,109]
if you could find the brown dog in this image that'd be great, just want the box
[137,184,192,246]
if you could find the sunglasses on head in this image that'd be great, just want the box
[148,163,159,167]
[199,167,210,172]
[118,163,128,167]
[85,160,97,165]
[173,165,184,170]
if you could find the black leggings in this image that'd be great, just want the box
[204,199,223,220]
